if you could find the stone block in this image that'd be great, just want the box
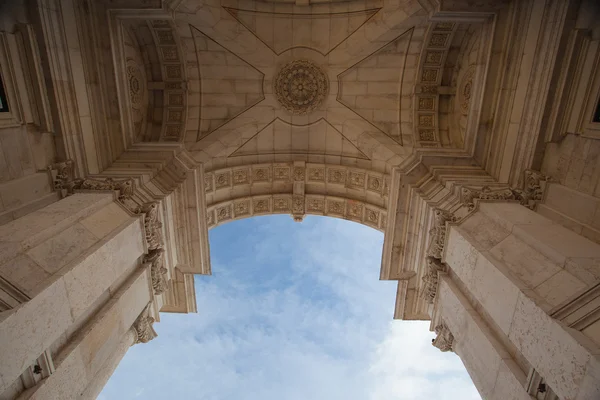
[26,223,99,275]
[62,219,144,320]
[489,235,561,289]
[508,292,591,400]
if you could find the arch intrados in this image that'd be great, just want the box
[204,162,390,232]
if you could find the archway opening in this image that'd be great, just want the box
[101,215,478,399]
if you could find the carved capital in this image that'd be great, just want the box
[132,304,157,345]
[461,186,520,211]
[432,323,454,352]
[141,203,163,251]
[144,249,168,295]
[514,169,550,210]
[420,257,446,304]
[47,160,134,201]
[426,209,457,259]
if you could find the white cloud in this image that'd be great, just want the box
[100,216,480,400]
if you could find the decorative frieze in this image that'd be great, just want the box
[517,169,550,210]
[48,160,134,200]
[132,304,158,345]
[144,249,168,295]
[420,257,446,304]
[427,209,457,260]
[460,170,550,211]
[461,186,520,211]
[432,323,454,352]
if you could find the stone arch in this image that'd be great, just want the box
[115,16,190,143]
[204,162,391,232]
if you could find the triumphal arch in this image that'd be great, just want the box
[1,0,600,398]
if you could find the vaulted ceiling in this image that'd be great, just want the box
[119,0,483,177]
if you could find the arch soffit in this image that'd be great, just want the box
[205,162,390,232]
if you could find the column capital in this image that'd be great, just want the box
[427,208,458,260]
[432,323,454,352]
[143,249,168,296]
[132,304,158,345]
[420,257,446,304]
[459,169,551,211]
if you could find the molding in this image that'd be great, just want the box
[551,282,600,332]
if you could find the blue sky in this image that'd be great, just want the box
[100,215,480,399]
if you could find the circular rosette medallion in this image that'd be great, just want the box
[274,60,329,115]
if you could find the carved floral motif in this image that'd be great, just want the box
[144,249,168,295]
[133,304,158,345]
[274,60,329,115]
[516,169,550,210]
[426,209,457,259]
[461,186,519,211]
[142,203,163,251]
[432,323,454,352]
[459,65,475,115]
[420,257,446,304]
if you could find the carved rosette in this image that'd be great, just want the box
[420,257,446,304]
[426,209,457,260]
[458,65,475,115]
[48,161,135,201]
[126,58,147,111]
[274,60,328,115]
[144,249,168,295]
[432,323,454,352]
[133,304,158,345]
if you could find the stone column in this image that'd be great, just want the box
[0,190,150,398]
[439,201,600,400]
[79,328,137,400]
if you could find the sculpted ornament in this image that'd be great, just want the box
[274,60,328,115]
[142,203,163,251]
[461,170,550,212]
[515,169,550,210]
[426,209,457,260]
[461,186,519,211]
[420,257,446,304]
[432,323,454,352]
[48,160,134,200]
[133,304,158,345]
[144,249,168,295]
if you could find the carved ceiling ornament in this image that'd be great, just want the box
[458,65,476,115]
[426,208,457,260]
[133,304,158,345]
[126,58,146,111]
[420,257,446,304]
[432,323,454,352]
[144,249,168,295]
[274,60,329,115]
